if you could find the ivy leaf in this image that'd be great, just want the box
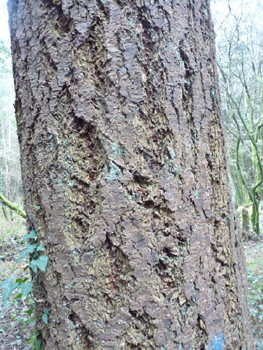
[25,243,38,253]
[42,309,49,324]
[16,253,26,263]
[37,244,45,251]
[19,281,33,298]
[26,308,34,316]
[22,230,37,241]
[2,282,19,303]
[36,339,42,349]
[14,293,22,300]
[0,276,15,289]
[30,255,49,273]
[16,243,38,263]
[15,278,23,284]
[29,260,38,273]
[38,256,49,271]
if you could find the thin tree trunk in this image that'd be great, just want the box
[1,203,8,221]
[242,207,250,239]
[0,111,9,199]
[8,0,254,349]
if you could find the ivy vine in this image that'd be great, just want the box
[0,228,49,349]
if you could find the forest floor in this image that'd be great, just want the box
[0,214,262,349]
[244,238,263,349]
[0,214,34,350]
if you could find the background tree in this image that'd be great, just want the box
[212,0,263,236]
[0,37,23,218]
[8,0,254,349]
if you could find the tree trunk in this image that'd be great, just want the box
[241,207,250,239]
[1,202,8,221]
[8,0,254,349]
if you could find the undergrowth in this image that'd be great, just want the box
[0,212,35,349]
[245,239,263,350]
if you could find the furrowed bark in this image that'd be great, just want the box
[8,0,254,349]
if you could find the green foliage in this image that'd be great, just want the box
[20,280,34,298]
[1,229,48,304]
[16,242,38,263]
[30,255,49,273]
[37,243,45,251]
[0,278,33,304]
[26,307,34,316]
[42,308,49,325]
[22,229,37,241]
[29,331,42,350]
[1,279,19,304]
[0,214,35,348]
[0,215,49,348]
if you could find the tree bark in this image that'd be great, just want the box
[8,0,254,349]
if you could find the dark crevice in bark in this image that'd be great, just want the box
[127,309,156,349]
[68,311,93,349]
[114,0,128,9]
[41,0,73,34]
[199,1,213,44]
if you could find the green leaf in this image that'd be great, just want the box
[0,276,15,289]
[39,256,49,271]
[16,243,38,263]
[2,282,19,303]
[36,339,42,349]
[19,281,33,298]
[26,308,34,316]
[23,230,37,241]
[29,260,38,273]
[34,206,41,210]
[26,243,38,253]
[15,278,23,284]
[30,255,49,273]
[14,293,22,300]
[16,253,26,263]
[37,244,45,251]
[42,308,49,325]
[42,313,48,324]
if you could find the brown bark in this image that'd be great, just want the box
[8,0,254,349]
